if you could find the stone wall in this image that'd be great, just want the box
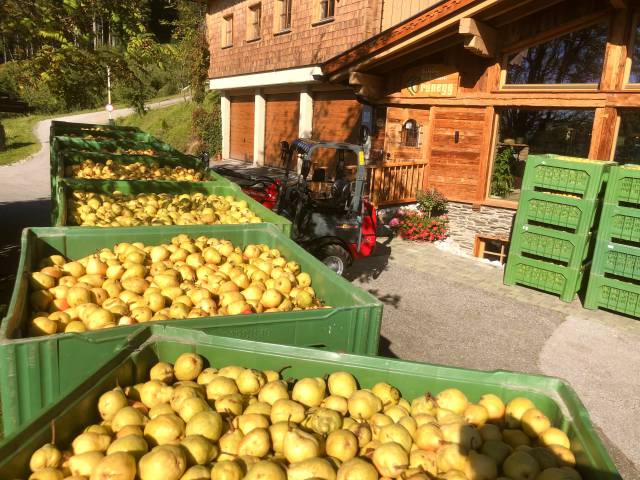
[446,202,516,253]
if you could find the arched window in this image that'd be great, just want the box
[402,119,419,147]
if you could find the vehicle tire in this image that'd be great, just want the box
[317,244,352,276]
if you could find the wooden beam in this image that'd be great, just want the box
[322,0,508,77]
[610,0,627,9]
[377,90,640,108]
[459,17,499,58]
[349,72,386,99]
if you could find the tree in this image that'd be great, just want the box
[167,0,209,103]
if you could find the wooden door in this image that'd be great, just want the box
[426,107,488,202]
[265,93,300,167]
[230,96,254,162]
[312,91,362,173]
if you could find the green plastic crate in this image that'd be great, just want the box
[516,191,599,234]
[598,204,640,244]
[50,120,141,137]
[584,274,640,316]
[50,148,235,199]
[0,326,621,480]
[0,224,382,434]
[504,253,586,302]
[602,164,640,206]
[52,178,289,236]
[510,224,592,267]
[521,155,613,200]
[590,240,640,281]
[54,135,182,157]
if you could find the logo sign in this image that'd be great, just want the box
[402,65,459,98]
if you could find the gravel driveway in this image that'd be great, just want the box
[347,238,640,479]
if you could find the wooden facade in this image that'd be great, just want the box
[265,93,300,167]
[322,0,640,210]
[229,96,255,163]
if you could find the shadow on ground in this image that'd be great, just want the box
[378,335,398,358]
[344,239,393,283]
[0,199,50,305]
[4,141,34,151]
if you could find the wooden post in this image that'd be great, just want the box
[422,107,437,191]
[589,107,619,161]
[476,107,496,202]
[600,9,631,91]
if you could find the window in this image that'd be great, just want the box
[319,0,335,21]
[474,236,509,265]
[615,111,640,164]
[489,108,596,201]
[222,15,233,47]
[275,0,292,32]
[629,20,640,84]
[402,120,419,147]
[505,22,608,86]
[247,3,261,41]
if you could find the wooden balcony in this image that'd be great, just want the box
[349,161,429,206]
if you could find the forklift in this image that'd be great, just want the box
[274,139,377,275]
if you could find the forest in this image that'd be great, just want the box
[0,0,220,156]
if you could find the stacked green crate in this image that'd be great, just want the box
[585,165,640,316]
[49,121,243,226]
[504,155,613,302]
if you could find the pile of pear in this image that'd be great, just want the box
[67,192,262,227]
[66,159,205,181]
[28,235,323,337]
[27,352,582,480]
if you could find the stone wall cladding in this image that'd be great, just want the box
[207,0,379,78]
[446,202,516,253]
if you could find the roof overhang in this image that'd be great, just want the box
[210,66,323,91]
[322,0,526,81]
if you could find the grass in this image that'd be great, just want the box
[0,115,47,166]
[117,99,196,153]
[0,93,187,167]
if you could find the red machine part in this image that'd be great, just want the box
[349,199,377,259]
[240,180,280,210]
[240,181,377,260]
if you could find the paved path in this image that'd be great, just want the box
[348,239,640,479]
[0,97,188,282]
[0,96,188,204]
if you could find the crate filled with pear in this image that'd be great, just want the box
[28,234,323,337]
[53,179,291,232]
[66,191,262,227]
[21,349,587,480]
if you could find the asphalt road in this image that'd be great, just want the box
[348,238,640,479]
[0,97,189,287]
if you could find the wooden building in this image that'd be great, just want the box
[318,0,640,254]
[208,0,640,256]
[206,0,441,166]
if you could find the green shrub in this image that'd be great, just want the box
[191,97,222,156]
[416,188,448,217]
[491,146,515,198]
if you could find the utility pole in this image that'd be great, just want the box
[106,66,114,125]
